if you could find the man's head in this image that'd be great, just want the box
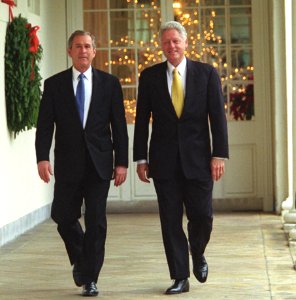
[159,21,188,67]
[67,30,96,73]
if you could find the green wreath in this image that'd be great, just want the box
[5,15,43,137]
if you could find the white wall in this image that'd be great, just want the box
[0,0,67,232]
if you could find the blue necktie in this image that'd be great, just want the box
[76,73,85,125]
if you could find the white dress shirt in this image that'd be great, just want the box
[72,66,92,128]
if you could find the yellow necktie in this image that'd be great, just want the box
[172,68,184,118]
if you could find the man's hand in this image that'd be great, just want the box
[136,163,150,183]
[37,161,53,183]
[211,158,225,181]
[113,166,127,186]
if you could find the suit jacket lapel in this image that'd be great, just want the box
[69,68,86,126]
[58,68,80,119]
[63,68,75,99]
[85,68,103,128]
[157,61,177,116]
[183,58,199,117]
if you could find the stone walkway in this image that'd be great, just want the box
[0,213,296,299]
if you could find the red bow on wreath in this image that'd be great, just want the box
[26,24,40,80]
[27,24,40,53]
[1,0,16,21]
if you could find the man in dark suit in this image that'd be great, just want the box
[35,30,128,297]
[133,21,229,295]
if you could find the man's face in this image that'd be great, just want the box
[68,35,96,72]
[161,29,188,67]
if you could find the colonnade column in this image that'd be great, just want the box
[282,1,296,267]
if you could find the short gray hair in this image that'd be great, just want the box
[159,21,187,40]
[68,30,96,49]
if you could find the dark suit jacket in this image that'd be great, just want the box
[133,58,228,180]
[35,67,128,183]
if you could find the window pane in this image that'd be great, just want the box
[200,45,227,75]
[230,0,251,5]
[230,15,251,44]
[84,12,109,47]
[111,49,136,85]
[137,0,160,7]
[197,0,225,5]
[175,6,224,60]
[178,0,198,7]
[199,9,225,45]
[93,50,109,73]
[84,0,107,9]
[138,48,162,74]
[231,47,253,70]
[211,11,226,43]
[135,9,161,48]
[123,88,137,124]
[110,0,161,9]
[110,0,131,9]
[110,11,135,47]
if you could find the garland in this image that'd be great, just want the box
[5,15,42,137]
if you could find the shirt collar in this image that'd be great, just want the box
[167,57,187,77]
[72,66,92,81]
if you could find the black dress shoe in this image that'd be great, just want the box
[165,279,189,295]
[72,263,84,287]
[82,282,99,297]
[193,255,208,283]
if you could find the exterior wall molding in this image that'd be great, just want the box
[0,204,51,247]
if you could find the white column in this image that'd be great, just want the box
[285,0,296,248]
[281,3,296,271]
[280,0,294,223]
[271,0,290,213]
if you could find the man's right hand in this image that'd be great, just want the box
[37,161,53,183]
[136,163,150,183]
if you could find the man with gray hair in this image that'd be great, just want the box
[134,21,229,294]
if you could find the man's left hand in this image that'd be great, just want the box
[211,158,225,181]
[113,166,127,186]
